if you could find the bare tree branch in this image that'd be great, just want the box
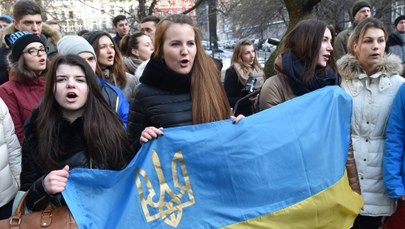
[181,0,203,14]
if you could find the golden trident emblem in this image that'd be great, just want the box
[135,150,195,227]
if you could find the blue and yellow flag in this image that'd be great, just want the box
[63,86,363,229]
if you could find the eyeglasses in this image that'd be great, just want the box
[22,47,49,56]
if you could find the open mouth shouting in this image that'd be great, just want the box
[66,92,78,103]
[180,59,190,67]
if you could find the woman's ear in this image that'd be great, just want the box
[353,42,358,52]
[131,48,139,58]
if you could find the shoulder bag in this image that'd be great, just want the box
[0,191,77,229]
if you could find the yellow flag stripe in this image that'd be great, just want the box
[222,171,363,229]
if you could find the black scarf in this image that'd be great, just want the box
[282,51,339,96]
[140,55,192,93]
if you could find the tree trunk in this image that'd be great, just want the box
[138,0,147,20]
[208,0,219,51]
[264,0,321,78]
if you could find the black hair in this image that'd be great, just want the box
[113,15,127,27]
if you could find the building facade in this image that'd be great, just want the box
[46,0,136,34]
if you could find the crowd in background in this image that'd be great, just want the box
[1,0,405,228]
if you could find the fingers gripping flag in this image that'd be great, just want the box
[63,86,363,228]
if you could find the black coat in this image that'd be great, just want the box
[224,66,254,116]
[0,45,10,85]
[20,109,88,211]
[127,57,193,152]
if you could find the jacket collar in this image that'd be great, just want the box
[338,54,402,95]
[140,55,192,93]
[337,54,403,81]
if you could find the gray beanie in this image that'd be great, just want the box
[57,35,97,61]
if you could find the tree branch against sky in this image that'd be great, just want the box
[183,0,204,14]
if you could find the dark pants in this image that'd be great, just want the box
[0,198,14,220]
[351,215,384,229]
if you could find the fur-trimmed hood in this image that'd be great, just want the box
[3,22,60,48]
[337,54,403,80]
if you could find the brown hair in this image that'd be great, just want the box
[112,14,127,27]
[36,54,132,170]
[347,17,387,56]
[91,34,127,88]
[13,0,42,22]
[279,19,337,84]
[141,15,160,24]
[9,47,48,83]
[154,14,231,123]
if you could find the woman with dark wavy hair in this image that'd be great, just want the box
[83,31,139,101]
[127,14,243,152]
[259,19,339,109]
[258,18,361,213]
[20,54,133,211]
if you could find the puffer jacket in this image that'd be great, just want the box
[0,98,21,207]
[127,57,192,152]
[338,53,405,216]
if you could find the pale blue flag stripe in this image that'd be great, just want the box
[63,86,352,228]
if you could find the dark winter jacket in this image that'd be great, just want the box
[127,56,192,152]
[113,33,123,45]
[20,109,88,211]
[334,26,355,60]
[0,45,10,85]
[224,64,264,116]
[386,30,405,63]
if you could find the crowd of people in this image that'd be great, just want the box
[1,0,405,228]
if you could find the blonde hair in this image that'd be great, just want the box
[154,14,231,123]
[231,39,262,75]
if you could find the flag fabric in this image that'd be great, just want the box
[63,86,363,229]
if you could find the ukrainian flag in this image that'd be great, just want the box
[63,86,362,229]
